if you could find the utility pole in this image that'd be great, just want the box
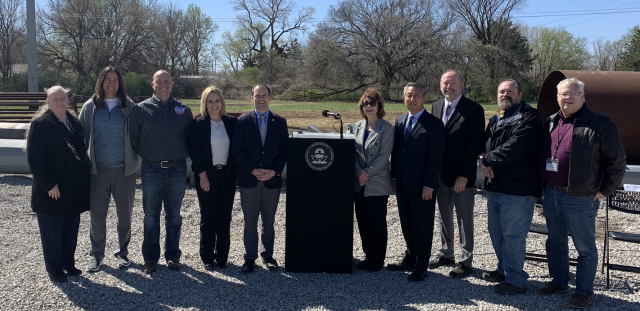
[26,0,38,92]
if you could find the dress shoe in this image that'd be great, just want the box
[493,282,526,295]
[482,270,506,283]
[203,262,215,271]
[356,260,370,270]
[428,256,455,269]
[64,266,82,277]
[217,261,227,269]
[449,263,473,278]
[48,271,68,283]
[356,260,383,272]
[143,262,157,274]
[537,281,568,295]
[167,259,181,271]
[407,268,428,282]
[568,293,592,309]
[387,260,415,271]
[262,257,278,271]
[241,260,255,274]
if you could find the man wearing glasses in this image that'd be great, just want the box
[536,78,626,309]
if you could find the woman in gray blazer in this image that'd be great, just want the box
[78,66,138,272]
[354,88,394,272]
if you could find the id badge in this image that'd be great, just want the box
[546,158,559,172]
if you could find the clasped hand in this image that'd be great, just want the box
[252,169,276,181]
[357,170,369,186]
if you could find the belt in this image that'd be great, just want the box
[213,164,225,170]
[143,159,186,168]
[550,184,567,191]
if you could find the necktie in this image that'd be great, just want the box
[443,103,452,125]
[260,115,267,145]
[404,115,413,141]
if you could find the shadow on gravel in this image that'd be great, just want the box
[0,174,32,186]
[52,263,640,310]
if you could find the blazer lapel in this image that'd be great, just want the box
[445,101,463,131]
[204,114,212,155]
[406,111,425,144]
[433,100,444,121]
[250,111,262,146]
[265,113,277,146]
[364,120,381,150]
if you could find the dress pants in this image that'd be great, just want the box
[436,180,475,266]
[239,181,281,261]
[396,187,437,270]
[195,169,237,266]
[354,186,389,267]
[37,213,81,273]
[89,166,136,261]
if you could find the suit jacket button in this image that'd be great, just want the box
[262,151,264,154]
[69,161,72,164]
[259,164,262,166]
[70,175,73,178]
[370,154,373,156]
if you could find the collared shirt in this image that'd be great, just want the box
[442,93,462,121]
[255,109,270,132]
[542,106,583,187]
[405,108,425,133]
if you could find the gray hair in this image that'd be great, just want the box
[403,82,427,97]
[441,69,463,84]
[499,79,521,93]
[557,77,585,93]
[45,85,71,96]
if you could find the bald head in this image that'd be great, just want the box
[440,70,464,101]
[151,70,173,102]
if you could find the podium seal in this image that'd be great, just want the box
[305,142,334,171]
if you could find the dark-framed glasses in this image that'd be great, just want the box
[362,100,377,107]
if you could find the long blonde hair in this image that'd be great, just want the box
[199,86,227,117]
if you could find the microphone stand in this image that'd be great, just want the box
[332,114,343,139]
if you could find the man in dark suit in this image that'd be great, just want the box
[232,84,288,274]
[388,82,445,282]
[429,70,485,278]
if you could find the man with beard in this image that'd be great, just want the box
[479,79,543,295]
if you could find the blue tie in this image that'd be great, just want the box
[404,115,413,141]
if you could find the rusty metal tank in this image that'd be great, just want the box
[537,70,640,164]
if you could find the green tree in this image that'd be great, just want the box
[525,26,589,84]
[618,26,640,71]
[184,4,218,74]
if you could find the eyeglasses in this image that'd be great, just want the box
[362,101,377,107]
[558,92,584,98]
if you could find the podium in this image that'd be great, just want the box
[285,133,355,274]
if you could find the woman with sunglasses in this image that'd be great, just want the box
[353,88,394,272]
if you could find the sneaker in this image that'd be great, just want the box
[86,257,103,272]
[116,255,131,269]
[143,262,157,274]
[493,282,527,295]
[449,263,473,278]
[167,259,181,271]
[483,270,506,283]
[568,293,593,309]
[537,281,568,295]
[428,256,455,269]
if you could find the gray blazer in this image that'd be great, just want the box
[354,118,394,196]
[78,97,138,176]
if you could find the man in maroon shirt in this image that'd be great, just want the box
[537,78,626,309]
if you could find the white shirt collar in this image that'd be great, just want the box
[445,93,462,110]
[408,108,425,119]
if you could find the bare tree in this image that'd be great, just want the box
[525,26,588,85]
[0,0,26,79]
[228,0,315,66]
[445,0,525,80]
[146,2,189,76]
[591,38,622,71]
[321,0,453,99]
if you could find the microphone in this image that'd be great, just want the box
[322,110,340,117]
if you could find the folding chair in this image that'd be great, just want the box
[525,198,578,266]
[603,188,640,288]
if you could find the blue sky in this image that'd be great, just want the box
[36,0,640,43]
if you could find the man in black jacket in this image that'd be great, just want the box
[479,79,543,295]
[429,70,485,278]
[388,82,445,282]
[536,78,626,309]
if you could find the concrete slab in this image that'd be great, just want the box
[0,123,29,139]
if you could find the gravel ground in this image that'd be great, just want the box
[0,174,638,311]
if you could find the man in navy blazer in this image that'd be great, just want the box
[232,84,288,274]
[388,82,445,282]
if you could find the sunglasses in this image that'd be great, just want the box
[362,100,378,107]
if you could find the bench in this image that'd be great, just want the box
[0,92,88,123]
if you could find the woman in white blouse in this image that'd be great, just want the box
[188,86,237,270]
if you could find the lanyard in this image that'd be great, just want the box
[552,118,574,159]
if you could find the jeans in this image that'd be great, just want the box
[141,162,187,262]
[543,185,599,297]
[487,191,536,288]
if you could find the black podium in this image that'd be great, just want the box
[285,133,355,274]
